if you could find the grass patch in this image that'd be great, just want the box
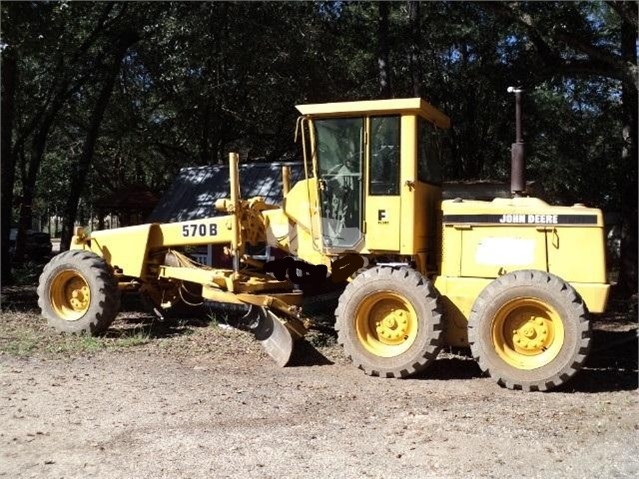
[43,335,106,355]
[0,310,155,358]
[111,330,151,348]
[306,329,337,348]
[0,333,39,356]
[0,286,262,360]
[207,312,234,329]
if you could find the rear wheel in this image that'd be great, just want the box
[335,267,443,378]
[37,250,120,335]
[468,270,591,392]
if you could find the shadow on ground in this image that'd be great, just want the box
[416,354,484,381]
[2,285,636,392]
[116,294,336,366]
[288,339,334,367]
[109,292,217,339]
[413,328,637,393]
[558,328,638,393]
[0,285,41,313]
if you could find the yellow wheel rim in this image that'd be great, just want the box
[49,270,91,321]
[356,292,418,358]
[491,298,564,370]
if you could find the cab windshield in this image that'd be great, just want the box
[314,118,364,249]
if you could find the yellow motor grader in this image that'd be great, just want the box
[38,93,609,391]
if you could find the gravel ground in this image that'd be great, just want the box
[0,285,637,479]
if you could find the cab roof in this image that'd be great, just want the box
[295,97,451,129]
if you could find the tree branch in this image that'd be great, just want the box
[607,1,638,30]
[482,1,636,88]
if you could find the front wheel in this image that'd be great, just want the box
[468,270,591,392]
[37,250,120,335]
[335,267,443,378]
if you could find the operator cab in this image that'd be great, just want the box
[296,98,451,270]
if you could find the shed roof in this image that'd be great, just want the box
[148,161,531,224]
[148,162,305,223]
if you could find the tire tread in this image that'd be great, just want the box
[335,266,443,379]
[468,269,590,392]
[37,250,120,335]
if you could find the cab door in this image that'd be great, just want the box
[313,117,365,251]
[365,116,401,251]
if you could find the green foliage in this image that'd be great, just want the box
[0,308,151,358]
[1,0,636,229]
[11,260,46,286]
[527,78,625,208]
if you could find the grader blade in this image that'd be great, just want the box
[250,309,295,367]
[205,300,306,367]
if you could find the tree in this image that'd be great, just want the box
[482,1,638,294]
[377,2,392,98]
[59,28,140,250]
[0,48,17,282]
[407,1,422,97]
[1,1,634,297]
[1,2,130,264]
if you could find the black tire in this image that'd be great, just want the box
[37,250,120,335]
[468,270,591,392]
[335,267,443,378]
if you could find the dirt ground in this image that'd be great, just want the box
[0,282,637,479]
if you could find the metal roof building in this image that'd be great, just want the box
[148,162,305,223]
[147,160,533,224]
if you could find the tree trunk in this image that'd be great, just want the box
[617,16,638,296]
[1,51,17,284]
[9,4,121,261]
[60,32,139,251]
[377,2,392,99]
[407,1,422,97]
[14,112,57,261]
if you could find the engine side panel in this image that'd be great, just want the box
[438,197,610,347]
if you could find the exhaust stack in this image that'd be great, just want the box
[508,87,525,197]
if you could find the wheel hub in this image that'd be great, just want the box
[492,298,564,370]
[68,279,90,311]
[511,314,551,352]
[50,270,91,321]
[375,309,409,341]
[356,292,418,357]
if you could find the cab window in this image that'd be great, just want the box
[418,118,443,185]
[369,116,400,195]
[314,117,364,248]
